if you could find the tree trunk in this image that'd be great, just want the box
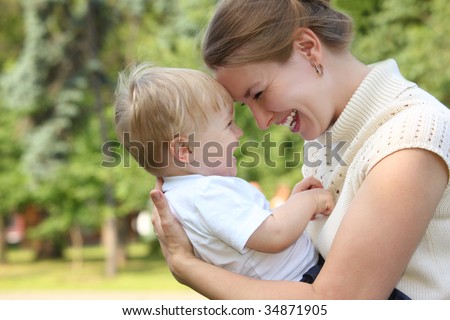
[117,217,128,267]
[69,224,83,270]
[86,0,120,277]
[102,217,117,277]
[35,238,64,260]
[0,216,6,264]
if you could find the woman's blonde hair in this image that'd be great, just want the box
[114,62,232,175]
[202,0,353,69]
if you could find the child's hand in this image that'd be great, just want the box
[291,176,323,195]
[304,188,335,219]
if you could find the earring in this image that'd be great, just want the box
[314,62,324,76]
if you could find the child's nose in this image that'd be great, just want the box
[234,124,243,138]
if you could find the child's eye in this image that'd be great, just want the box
[227,120,233,127]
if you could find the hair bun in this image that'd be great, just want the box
[303,0,331,7]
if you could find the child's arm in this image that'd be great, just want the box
[246,180,334,253]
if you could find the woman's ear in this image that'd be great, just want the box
[170,136,191,163]
[293,27,322,62]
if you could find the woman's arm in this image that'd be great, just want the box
[313,149,448,299]
[151,149,448,299]
[151,188,318,299]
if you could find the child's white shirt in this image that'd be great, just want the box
[163,175,318,281]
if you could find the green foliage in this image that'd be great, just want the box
[235,105,305,197]
[0,0,24,72]
[337,0,450,106]
[0,0,219,253]
[335,0,383,36]
[0,108,29,216]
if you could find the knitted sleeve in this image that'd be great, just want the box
[361,102,450,177]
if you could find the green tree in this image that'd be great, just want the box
[0,0,27,263]
[0,0,121,267]
[0,0,24,71]
[0,109,29,263]
[337,0,450,106]
[0,0,223,274]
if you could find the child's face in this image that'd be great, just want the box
[191,102,243,177]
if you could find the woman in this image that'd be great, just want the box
[151,0,450,299]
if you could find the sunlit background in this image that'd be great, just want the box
[0,0,448,299]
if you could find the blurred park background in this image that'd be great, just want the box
[0,0,448,299]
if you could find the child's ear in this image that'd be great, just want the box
[170,136,191,163]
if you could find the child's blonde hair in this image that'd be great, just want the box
[114,62,233,175]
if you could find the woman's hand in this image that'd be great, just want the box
[150,178,194,283]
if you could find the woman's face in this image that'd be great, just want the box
[215,50,336,141]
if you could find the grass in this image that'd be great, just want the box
[0,242,189,292]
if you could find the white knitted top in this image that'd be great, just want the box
[304,59,450,299]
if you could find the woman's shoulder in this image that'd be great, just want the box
[363,97,450,174]
[381,92,449,142]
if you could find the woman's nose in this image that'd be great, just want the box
[248,103,273,130]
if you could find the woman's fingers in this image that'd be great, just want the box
[150,189,172,227]
[150,178,164,237]
[150,189,165,237]
[150,189,193,253]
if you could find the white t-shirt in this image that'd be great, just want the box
[162,175,318,281]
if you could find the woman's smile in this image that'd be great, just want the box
[279,110,300,133]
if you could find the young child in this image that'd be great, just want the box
[114,62,334,281]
